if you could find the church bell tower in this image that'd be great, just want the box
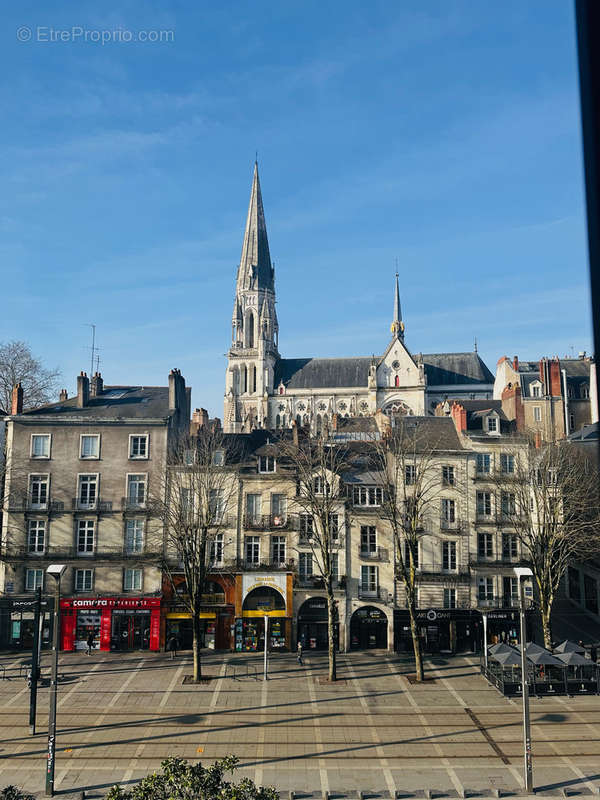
[224,163,279,432]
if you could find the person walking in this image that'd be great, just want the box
[167,633,178,659]
[297,640,303,666]
[86,630,95,656]
[590,644,597,663]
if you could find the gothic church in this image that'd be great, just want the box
[224,164,493,433]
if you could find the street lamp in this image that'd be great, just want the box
[45,564,66,797]
[514,566,534,795]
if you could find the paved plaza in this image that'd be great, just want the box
[0,649,598,799]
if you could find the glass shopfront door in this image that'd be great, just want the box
[112,611,150,650]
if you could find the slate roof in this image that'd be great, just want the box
[275,358,372,389]
[275,351,494,390]
[421,352,494,386]
[568,422,599,443]
[389,416,464,451]
[14,386,186,421]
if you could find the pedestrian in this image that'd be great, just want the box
[86,631,95,656]
[167,633,178,659]
[590,644,597,663]
[297,640,303,666]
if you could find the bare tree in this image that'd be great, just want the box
[493,440,600,648]
[149,427,237,681]
[0,340,61,412]
[375,419,460,682]
[279,431,348,681]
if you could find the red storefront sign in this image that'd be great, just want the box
[59,597,161,652]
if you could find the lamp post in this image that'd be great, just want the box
[263,614,269,681]
[45,564,66,797]
[514,566,533,794]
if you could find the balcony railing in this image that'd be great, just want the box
[440,516,462,531]
[477,596,520,609]
[297,575,325,589]
[121,497,148,512]
[358,546,389,562]
[243,513,298,531]
[1,546,161,561]
[357,586,393,603]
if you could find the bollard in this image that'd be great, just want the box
[289,792,295,800]
[561,790,570,799]
[424,791,432,800]
[457,786,466,799]
[492,790,502,798]
[324,793,329,800]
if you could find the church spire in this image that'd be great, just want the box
[390,271,404,339]
[238,161,274,292]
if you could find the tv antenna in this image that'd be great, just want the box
[85,324,99,377]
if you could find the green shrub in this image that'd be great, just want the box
[106,756,279,800]
[0,788,36,800]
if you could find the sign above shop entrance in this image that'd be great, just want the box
[242,574,287,606]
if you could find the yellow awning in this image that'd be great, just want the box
[166,612,216,620]
[242,610,287,618]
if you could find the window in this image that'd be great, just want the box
[212,449,225,466]
[352,486,383,506]
[500,453,514,474]
[331,552,339,581]
[299,552,313,579]
[271,494,287,524]
[476,453,491,474]
[210,533,224,565]
[126,474,146,507]
[476,491,492,517]
[442,541,457,572]
[78,474,98,509]
[313,476,329,494]
[500,492,516,517]
[129,435,148,459]
[478,577,494,602]
[271,535,286,565]
[329,513,339,539]
[441,498,456,523]
[258,455,275,473]
[183,449,196,466]
[245,536,260,564]
[80,435,100,459]
[568,566,581,602]
[443,588,456,609]
[74,569,93,592]
[405,465,416,485]
[442,466,455,486]
[29,475,49,509]
[569,413,575,431]
[124,569,142,591]
[209,489,225,521]
[28,520,46,554]
[77,520,95,555]
[125,519,144,553]
[360,565,378,593]
[360,525,377,554]
[477,532,493,559]
[486,416,498,433]
[403,539,418,568]
[25,568,43,591]
[246,494,261,524]
[533,406,542,422]
[582,384,590,399]
[502,533,518,560]
[531,384,541,397]
[31,434,50,459]
[299,514,313,536]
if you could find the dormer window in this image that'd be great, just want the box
[212,450,225,467]
[531,382,541,398]
[258,455,275,473]
[486,415,499,435]
[582,384,590,399]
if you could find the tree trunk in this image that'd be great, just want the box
[192,612,202,681]
[327,589,337,682]
[407,601,424,682]
[540,600,552,650]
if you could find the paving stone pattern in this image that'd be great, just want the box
[0,651,598,799]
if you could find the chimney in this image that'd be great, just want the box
[11,383,23,415]
[192,408,209,428]
[76,372,89,408]
[331,413,339,431]
[534,430,542,449]
[168,368,187,417]
[291,420,299,446]
[450,401,467,434]
[513,356,519,371]
[90,372,104,397]
[549,358,562,397]
[59,389,68,402]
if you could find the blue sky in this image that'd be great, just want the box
[1,1,593,416]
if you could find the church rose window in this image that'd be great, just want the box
[318,402,327,411]
[338,401,347,410]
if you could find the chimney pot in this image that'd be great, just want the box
[90,372,104,397]
[59,389,68,402]
[77,372,90,408]
[11,383,23,415]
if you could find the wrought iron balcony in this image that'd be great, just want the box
[358,546,389,562]
[243,513,298,531]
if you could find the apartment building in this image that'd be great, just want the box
[0,369,190,652]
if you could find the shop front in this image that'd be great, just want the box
[60,597,161,652]
[479,608,530,648]
[235,573,293,652]
[297,597,339,650]
[394,609,480,654]
[163,578,235,651]
[350,606,388,650]
[0,596,54,651]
